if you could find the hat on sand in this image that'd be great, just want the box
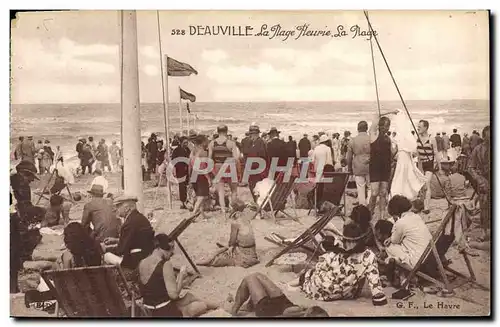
[16,160,39,180]
[249,125,260,134]
[113,194,138,205]
[319,135,329,144]
[87,184,104,197]
[269,127,280,135]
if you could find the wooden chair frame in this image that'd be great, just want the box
[398,204,489,293]
[168,214,201,275]
[265,205,342,267]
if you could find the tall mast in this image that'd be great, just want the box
[120,10,144,211]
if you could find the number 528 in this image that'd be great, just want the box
[171,29,186,35]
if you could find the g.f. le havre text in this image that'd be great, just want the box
[171,24,377,40]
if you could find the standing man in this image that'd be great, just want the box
[468,126,490,241]
[245,125,268,201]
[298,134,312,159]
[450,128,462,161]
[21,136,36,166]
[368,112,396,220]
[416,120,441,214]
[109,140,121,172]
[469,130,481,151]
[146,133,158,174]
[172,136,191,209]
[347,121,371,206]
[442,132,450,161]
[14,136,24,160]
[209,125,240,212]
[266,127,288,180]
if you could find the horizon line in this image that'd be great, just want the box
[10,98,490,106]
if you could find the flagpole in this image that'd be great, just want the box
[187,110,190,133]
[159,42,173,209]
[120,10,144,211]
[178,86,183,134]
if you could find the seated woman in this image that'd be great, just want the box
[196,201,259,268]
[229,272,329,317]
[138,233,217,317]
[289,205,388,306]
[25,222,103,308]
[383,195,432,268]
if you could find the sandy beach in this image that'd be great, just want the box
[10,170,490,318]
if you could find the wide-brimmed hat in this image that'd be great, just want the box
[87,184,104,196]
[15,161,39,180]
[269,127,281,134]
[249,125,260,134]
[319,135,329,144]
[113,194,138,205]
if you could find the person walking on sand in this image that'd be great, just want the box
[190,135,211,220]
[442,132,450,160]
[347,121,371,206]
[96,139,111,172]
[450,128,462,161]
[172,137,191,210]
[109,140,121,172]
[266,127,288,181]
[209,125,240,214]
[435,133,444,161]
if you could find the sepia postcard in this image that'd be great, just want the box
[9,10,490,318]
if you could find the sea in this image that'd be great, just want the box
[10,99,490,162]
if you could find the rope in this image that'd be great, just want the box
[367,11,381,117]
[363,10,452,205]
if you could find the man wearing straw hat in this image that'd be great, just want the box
[81,184,120,243]
[10,160,39,205]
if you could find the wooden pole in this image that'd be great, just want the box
[162,54,173,209]
[187,110,190,133]
[120,10,144,211]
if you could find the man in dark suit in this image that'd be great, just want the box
[298,134,311,159]
[266,127,288,180]
[172,136,191,209]
[103,195,155,271]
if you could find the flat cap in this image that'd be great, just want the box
[113,194,138,205]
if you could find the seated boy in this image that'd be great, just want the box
[42,194,71,227]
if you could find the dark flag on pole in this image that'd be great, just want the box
[180,88,196,102]
[167,56,198,76]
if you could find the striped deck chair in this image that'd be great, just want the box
[252,172,299,223]
[397,204,489,293]
[41,265,142,317]
[265,205,342,267]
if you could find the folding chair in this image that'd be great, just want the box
[168,214,201,275]
[252,172,299,223]
[265,205,342,267]
[398,204,489,293]
[41,265,142,317]
[309,172,350,216]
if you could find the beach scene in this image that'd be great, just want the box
[10,10,490,318]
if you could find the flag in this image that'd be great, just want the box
[167,56,198,76]
[180,88,196,102]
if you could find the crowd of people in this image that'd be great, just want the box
[10,111,490,317]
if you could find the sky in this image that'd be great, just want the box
[10,10,489,103]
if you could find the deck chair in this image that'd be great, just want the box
[168,214,201,275]
[398,204,489,293]
[41,265,142,317]
[266,205,342,267]
[252,172,299,223]
[309,171,350,216]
